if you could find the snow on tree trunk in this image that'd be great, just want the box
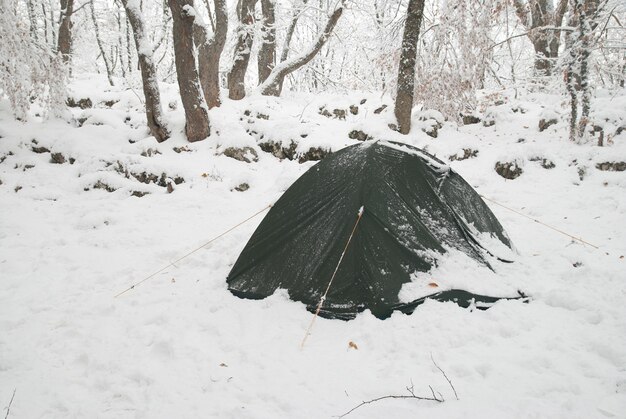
[257,0,276,85]
[122,0,170,142]
[168,0,210,142]
[258,6,343,97]
[227,0,258,100]
[512,0,569,77]
[57,0,74,63]
[194,0,228,109]
[394,0,425,135]
[90,0,115,86]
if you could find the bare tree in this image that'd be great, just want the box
[122,0,170,142]
[394,0,425,134]
[257,0,276,84]
[90,0,115,85]
[194,0,228,109]
[512,0,568,76]
[280,0,308,64]
[228,0,258,100]
[57,0,74,62]
[168,0,210,142]
[258,5,344,96]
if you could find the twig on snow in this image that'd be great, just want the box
[4,389,16,419]
[336,381,443,418]
[431,352,458,400]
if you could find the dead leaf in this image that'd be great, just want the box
[348,341,358,350]
[201,173,208,178]
[219,363,228,367]
[428,282,439,288]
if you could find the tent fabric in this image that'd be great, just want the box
[227,141,518,320]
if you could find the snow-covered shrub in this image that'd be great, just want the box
[0,0,67,120]
[413,0,499,122]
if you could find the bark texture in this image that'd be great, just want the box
[228,0,258,100]
[259,6,343,97]
[394,0,425,135]
[512,0,568,76]
[194,0,228,108]
[57,0,74,62]
[168,0,210,142]
[122,0,170,142]
[565,0,601,141]
[257,0,276,84]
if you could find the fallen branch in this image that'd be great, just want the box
[431,353,458,400]
[337,381,443,418]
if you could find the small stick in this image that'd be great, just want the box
[4,389,16,419]
[431,353,458,400]
[337,383,442,418]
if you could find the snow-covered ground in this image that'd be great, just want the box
[1,76,625,418]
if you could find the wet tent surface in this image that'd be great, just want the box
[227,141,516,319]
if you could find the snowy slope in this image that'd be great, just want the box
[1,76,625,418]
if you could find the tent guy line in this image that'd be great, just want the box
[479,195,602,250]
[301,206,365,349]
[113,203,274,298]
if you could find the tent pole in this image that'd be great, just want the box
[301,206,364,349]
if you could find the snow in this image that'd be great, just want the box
[1,76,626,418]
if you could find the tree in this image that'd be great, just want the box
[57,0,75,62]
[258,4,344,96]
[257,0,276,85]
[565,0,602,141]
[512,0,568,76]
[90,0,115,86]
[0,0,66,120]
[194,0,228,109]
[168,0,210,142]
[394,0,425,134]
[228,0,258,100]
[122,0,170,142]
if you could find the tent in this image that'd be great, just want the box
[227,140,520,320]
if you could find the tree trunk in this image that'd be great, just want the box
[280,0,308,63]
[257,0,276,84]
[512,0,569,77]
[122,0,170,142]
[27,0,38,40]
[168,0,210,142]
[57,0,74,62]
[90,0,115,86]
[394,0,425,135]
[194,0,228,109]
[228,0,258,100]
[259,6,343,96]
[548,0,569,59]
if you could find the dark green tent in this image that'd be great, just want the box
[227,141,519,320]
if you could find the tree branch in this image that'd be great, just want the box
[490,26,574,50]
[337,384,443,418]
[430,353,458,401]
[258,5,344,96]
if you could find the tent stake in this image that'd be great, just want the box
[301,206,364,349]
